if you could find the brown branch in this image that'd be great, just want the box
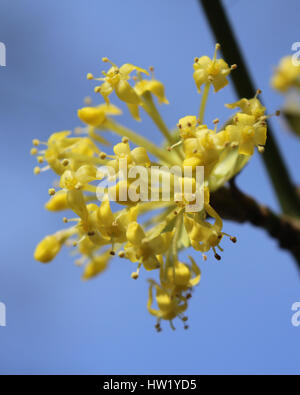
[211,182,300,267]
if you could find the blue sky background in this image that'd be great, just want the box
[1,0,300,374]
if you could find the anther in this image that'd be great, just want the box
[131,272,139,280]
[230,236,237,243]
[32,139,40,146]
[184,325,189,330]
[48,188,56,196]
[275,110,281,116]
[202,254,207,261]
[99,152,107,160]
[102,57,109,63]
[34,167,41,175]
[84,96,92,105]
[63,217,68,223]
[122,136,129,143]
[231,64,238,70]
[215,43,221,50]
[149,66,154,72]
[87,231,95,236]
[186,293,192,299]
[30,148,38,155]
[118,251,125,258]
[258,146,265,154]
[86,73,94,80]
[62,159,69,167]
[110,250,115,256]
[214,253,221,261]
[182,316,188,322]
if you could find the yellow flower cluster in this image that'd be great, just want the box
[32,44,273,330]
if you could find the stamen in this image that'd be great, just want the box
[213,247,221,260]
[48,188,56,196]
[131,263,142,279]
[62,159,69,167]
[255,89,262,98]
[213,43,221,60]
[167,140,182,151]
[73,235,86,247]
[258,146,265,154]
[84,96,92,105]
[87,231,95,236]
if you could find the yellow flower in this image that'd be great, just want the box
[147,281,188,326]
[82,251,111,280]
[34,229,73,263]
[271,56,300,92]
[225,113,267,156]
[193,48,235,93]
[134,79,169,105]
[226,97,266,119]
[163,256,201,293]
[45,190,68,211]
[77,103,121,127]
[60,165,97,190]
[34,235,61,263]
[125,222,173,271]
[97,199,138,243]
[92,58,149,105]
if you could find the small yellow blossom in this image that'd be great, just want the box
[78,103,121,127]
[125,222,173,271]
[225,113,267,156]
[93,58,149,105]
[271,56,300,92]
[82,251,111,280]
[34,235,61,263]
[193,45,235,93]
[147,281,188,328]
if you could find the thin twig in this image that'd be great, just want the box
[211,182,300,267]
